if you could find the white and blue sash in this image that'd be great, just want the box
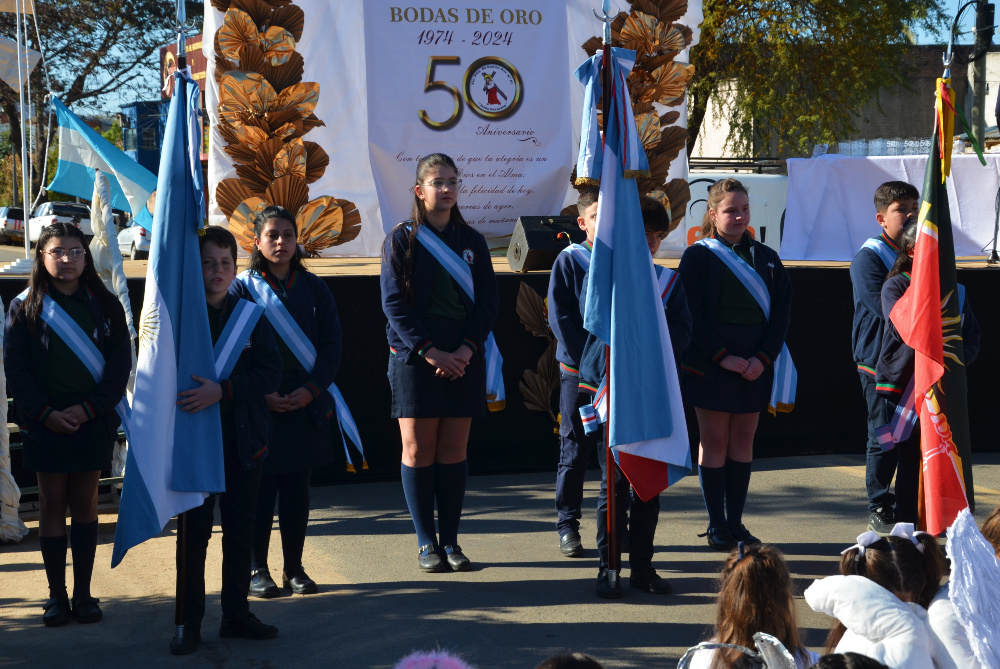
[238,272,368,470]
[696,238,797,414]
[876,284,966,449]
[655,265,679,305]
[411,225,506,411]
[861,236,898,271]
[563,242,592,273]
[213,299,265,382]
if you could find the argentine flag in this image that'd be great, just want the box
[47,98,156,229]
[579,49,691,502]
[112,72,224,567]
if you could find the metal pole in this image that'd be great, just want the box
[15,0,29,260]
[971,2,992,149]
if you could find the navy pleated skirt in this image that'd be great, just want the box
[682,322,773,414]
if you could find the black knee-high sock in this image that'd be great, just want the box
[39,534,68,600]
[434,460,468,548]
[698,464,727,530]
[725,459,753,530]
[70,520,99,600]
[401,463,437,550]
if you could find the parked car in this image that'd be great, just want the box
[0,206,26,244]
[116,219,150,259]
[28,201,93,243]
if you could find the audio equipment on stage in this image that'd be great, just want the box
[506,216,585,272]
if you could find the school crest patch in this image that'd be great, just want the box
[462,248,475,265]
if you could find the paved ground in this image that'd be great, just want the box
[2,453,999,669]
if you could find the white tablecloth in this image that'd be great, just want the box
[781,154,1000,260]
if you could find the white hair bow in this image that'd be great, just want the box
[841,530,882,556]
[890,522,929,553]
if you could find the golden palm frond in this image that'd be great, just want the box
[217,9,259,62]
[621,12,671,60]
[211,0,290,11]
[636,111,661,150]
[516,282,551,339]
[228,196,269,252]
[662,178,691,230]
[216,178,256,220]
[264,174,310,214]
[270,4,304,40]
[260,26,296,66]
[641,61,694,106]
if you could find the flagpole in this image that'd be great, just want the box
[15,0,30,261]
[595,0,620,589]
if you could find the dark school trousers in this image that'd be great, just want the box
[556,372,600,536]
[178,451,263,626]
[860,370,898,513]
[596,433,659,572]
[886,394,921,523]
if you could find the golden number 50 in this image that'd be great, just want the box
[418,56,463,131]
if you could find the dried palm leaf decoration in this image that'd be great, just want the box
[576,1,694,232]
[213,0,361,254]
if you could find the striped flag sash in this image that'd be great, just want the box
[238,272,368,469]
[564,243,591,272]
[24,290,132,439]
[655,265,678,306]
[212,299,264,381]
[861,236,898,271]
[695,239,797,413]
[411,225,506,411]
[579,376,608,435]
[876,378,918,451]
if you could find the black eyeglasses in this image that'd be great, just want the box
[43,248,85,261]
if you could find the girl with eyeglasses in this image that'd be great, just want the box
[4,222,131,627]
[380,153,499,572]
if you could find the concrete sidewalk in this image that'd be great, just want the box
[2,453,999,668]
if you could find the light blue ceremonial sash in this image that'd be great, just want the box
[696,238,797,414]
[876,284,966,449]
[411,225,506,411]
[579,265,679,434]
[213,299,264,382]
[238,271,368,470]
[22,289,133,440]
[563,243,591,272]
[861,236,898,271]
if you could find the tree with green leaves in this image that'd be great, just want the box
[0,1,203,207]
[689,0,946,157]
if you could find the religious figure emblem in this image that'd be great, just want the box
[463,56,522,120]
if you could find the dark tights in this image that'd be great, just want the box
[251,469,312,575]
[36,471,101,600]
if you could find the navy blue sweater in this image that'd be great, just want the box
[381,218,499,363]
[876,273,981,399]
[850,233,899,372]
[547,241,591,373]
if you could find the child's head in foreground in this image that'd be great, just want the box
[639,194,671,257]
[873,181,919,243]
[200,225,239,303]
[576,186,599,242]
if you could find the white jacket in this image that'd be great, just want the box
[804,575,957,669]
[927,586,984,669]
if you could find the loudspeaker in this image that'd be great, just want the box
[506,216,585,272]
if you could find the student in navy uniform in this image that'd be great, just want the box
[875,221,980,523]
[547,186,600,558]
[678,178,791,552]
[849,181,920,534]
[380,153,499,573]
[578,195,692,598]
[5,222,131,627]
[243,206,343,598]
[170,226,282,655]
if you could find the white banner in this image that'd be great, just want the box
[363,0,571,248]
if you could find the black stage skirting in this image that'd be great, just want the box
[3,267,996,487]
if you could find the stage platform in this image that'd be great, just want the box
[1,257,997,489]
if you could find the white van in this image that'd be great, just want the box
[659,172,788,258]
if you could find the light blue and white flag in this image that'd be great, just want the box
[112,72,221,567]
[580,48,690,502]
[47,98,156,229]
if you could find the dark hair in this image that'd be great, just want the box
[639,195,671,235]
[576,186,600,216]
[885,218,918,279]
[826,533,945,652]
[535,653,604,669]
[24,222,118,333]
[812,653,890,669]
[200,225,238,264]
[248,205,305,276]
[874,181,919,214]
[710,544,806,669]
[981,505,1000,558]
[700,178,753,241]
[383,153,467,304]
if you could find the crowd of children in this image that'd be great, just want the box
[5,153,992,667]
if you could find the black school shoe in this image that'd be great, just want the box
[729,524,761,545]
[596,568,623,599]
[282,568,318,594]
[701,525,738,552]
[418,544,449,573]
[249,568,280,598]
[868,506,896,536]
[71,595,103,623]
[443,545,471,572]
[42,594,72,627]
[169,624,201,655]
[219,612,278,640]
[629,568,672,595]
[559,531,584,558]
